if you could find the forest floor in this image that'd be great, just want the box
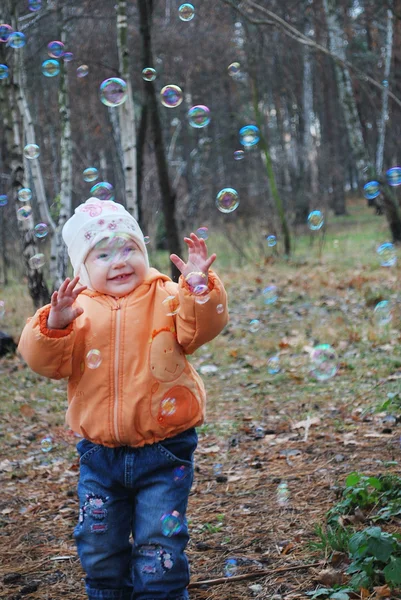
[1,200,401,600]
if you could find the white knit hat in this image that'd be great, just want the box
[62,198,149,289]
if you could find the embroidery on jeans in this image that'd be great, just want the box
[79,493,109,529]
[137,544,174,573]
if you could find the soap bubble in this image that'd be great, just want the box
[41,437,53,452]
[77,64,89,78]
[377,242,397,267]
[160,85,183,108]
[213,463,223,475]
[42,59,60,77]
[24,144,40,159]
[195,226,208,239]
[83,167,98,182]
[227,62,240,76]
[173,465,189,481]
[185,272,207,293]
[161,511,183,536]
[0,64,9,79]
[267,355,280,374]
[224,558,238,577]
[18,188,32,202]
[216,304,224,314]
[160,397,176,416]
[0,24,13,43]
[34,223,49,238]
[47,40,64,58]
[86,349,102,369]
[17,205,32,221]
[142,67,156,81]
[216,188,239,213]
[178,3,195,21]
[0,301,5,318]
[188,105,210,128]
[0,195,7,206]
[386,167,401,187]
[90,182,114,201]
[100,77,128,107]
[8,32,26,48]
[162,295,180,316]
[233,150,245,160]
[144,236,150,244]
[262,285,278,305]
[28,253,45,269]
[310,344,338,381]
[28,0,42,10]
[63,51,73,62]
[307,210,324,230]
[276,482,290,507]
[363,181,380,200]
[239,125,259,147]
[249,319,260,333]
[266,235,276,247]
[374,300,392,327]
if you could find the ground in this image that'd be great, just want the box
[1,200,401,600]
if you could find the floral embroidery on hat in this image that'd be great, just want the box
[98,219,105,226]
[107,221,117,230]
[80,203,102,217]
[84,231,93,241]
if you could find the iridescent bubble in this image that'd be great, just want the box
[41,437,53,452]
[377,242,397,267]
[18,188,32,202]
[144,236,150,244]
[100,77,128,107]
[0,195,7,206]
[307,210,324,231]
[161,511,183,536]
[86,349,102,369]
[17,205,32,221]
[382,79,389,88]
[239,125,260,147]
[386,167,401,187]
[76,64,89,78]
[276,482,290,507]
[196,226,208,240]
[185,272,208,294]
[363,181,380,200]
[195,292,210,305]
[8,32,26,48]
[63,51,73,62]
[90,182,114,201]
[374,300,392,327]
[382,414,396,426]
[160,85,183,108]
[28,0,42,12]
[267,235,276,247]
[216,188,239,213]
[249,319,260,333]
[224,558,238,577]
[228,62,240,76]
[28,253,45,269]
[178,3,195,21]
[188,105,210,128]
[173,465,188,481]
[0,64,9,79]
[47,40,64,58]
[213,463,223,475]
[160,397,176,416]
[0,301,5,318]
[267,355,280,374]
[310,344,338,381]
[34,223,49,238]
[216,304,224,315]
[262,285,278,305]
[42,59,60,77]
[162,295,180,316]
[83,167,98,182]
[142,67,156,81]
[24,144,40,159]
[0,24,13,43]
[233,150,245,160]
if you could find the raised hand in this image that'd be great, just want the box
[170,232,217,279]
[47,276,87,330]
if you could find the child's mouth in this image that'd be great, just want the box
[111,273,133,281]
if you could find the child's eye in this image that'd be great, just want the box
[97,253,109,260]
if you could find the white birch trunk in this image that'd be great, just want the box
[376,10,393,174]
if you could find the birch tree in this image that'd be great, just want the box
[376,9,393,174]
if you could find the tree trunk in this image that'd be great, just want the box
[376,10,393,175]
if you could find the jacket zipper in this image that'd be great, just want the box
[112,301,122,443]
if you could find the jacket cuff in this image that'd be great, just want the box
[39,306,74,338]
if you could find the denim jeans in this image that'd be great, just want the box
[73,428,198,600]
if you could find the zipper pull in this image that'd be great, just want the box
[112,304,121,311]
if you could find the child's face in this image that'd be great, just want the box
[85,235,148,297]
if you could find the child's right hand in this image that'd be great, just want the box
[47,276,87,330]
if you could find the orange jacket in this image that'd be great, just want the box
[18,268,228,447]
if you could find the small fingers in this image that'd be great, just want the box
[205,253,217,270]
[50,291,58,306]
[170,254,186,273]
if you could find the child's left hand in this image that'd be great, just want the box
[170,233,216,279]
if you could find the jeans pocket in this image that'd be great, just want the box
[76,438,102,464]
[157,428,198,465]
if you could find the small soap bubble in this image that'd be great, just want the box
[374,300,392,326]
[161,397,176,416]
[41,437,53,452]
[90,181,114,201]
[262,285,278,305]
[28,253,45,269]
[63,51,73,62]
[8,32,26,48]
[267,355,280,374]
[195,291,210,305]
[307,210,324,231]
[188,105,210,128]
[377,242,397,267]
[142,67,156,81]
[0,301,5,318]
[249,319,260,333]
[86,349,102,369]
[239,125,260,147]
[228,62,240,76]
[224,558,238,577]
[386,167,401,187]
[254,426,264,439]
[162,295,180,316]
[233,150,245,160]
[267,235,276,247]
[83,167,98,182]
[160,85,183,108]
[213,463,223,475]
[363,181,380,200]
[196,226,208,239]
[310,344,338,381]
[47,40,64,58]
[18,188,32,202]
[216,188,239,213]
[216,304,224,314]
[28,0,42,10]
[34,223,49,238]
[144,235,150,244]
[42,59,60,77]
[382,414,396,427]
[382,79,389,87]
[173,465,188,481]
[178,3,195,21]
[0,64,9,79]
[161,511,183,536]
[17,205,32,221]
[77,64,89,78]
[0,195,7,206]
[100,77,128,107]
[24,144,40,159]
[276,482,290,507]
[0,24,13,43]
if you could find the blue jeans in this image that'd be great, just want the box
[74,428,197,600]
